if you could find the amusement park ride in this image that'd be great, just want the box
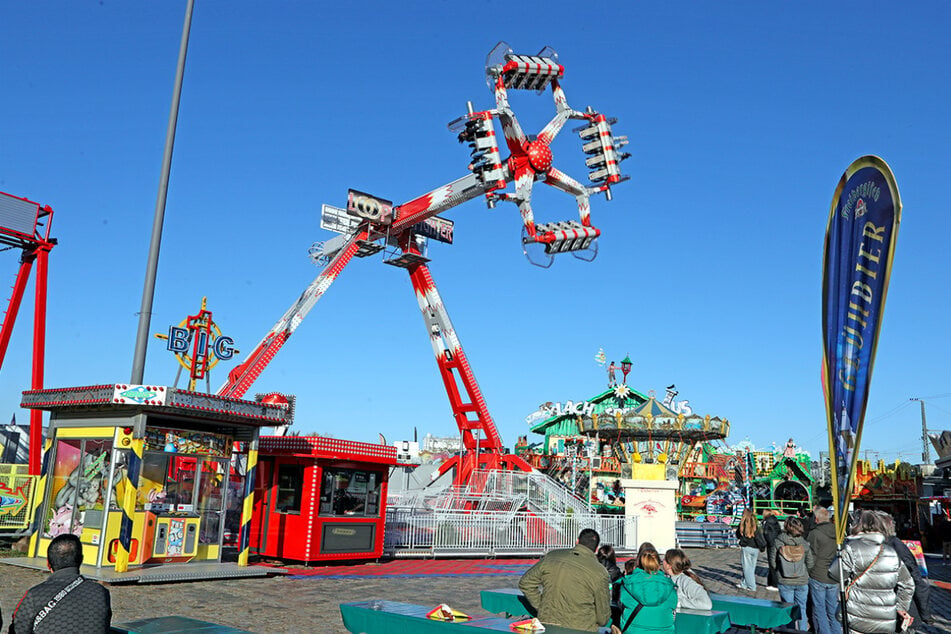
[216,43,630,488]
[0,192,56,476]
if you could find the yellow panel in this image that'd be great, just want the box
[195,544,219,561]
[53,427,115,439]
[630,463,666,480]
[101,510,150,566]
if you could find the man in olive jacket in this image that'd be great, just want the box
[519,528,611,632]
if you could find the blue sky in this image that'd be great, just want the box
[2,2,949,464]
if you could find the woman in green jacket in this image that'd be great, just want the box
[617,548,677,633]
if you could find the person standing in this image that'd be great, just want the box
[879,512,934,629]
[761,509,782,591]
[831,510,914,634]
[617,548,677,633]
[519,528,611,632]
[807,507,843,634]
[772,516,814,631]
[735,508,766,591]
[10,533,111,633]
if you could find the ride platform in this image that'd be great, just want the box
[0,557,286,584]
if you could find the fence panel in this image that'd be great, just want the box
[0,464,37,531]
[384,508,636,558]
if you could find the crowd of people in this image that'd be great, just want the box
[519,528,713,633]
[737,506,934,633]
[520,507,937,634]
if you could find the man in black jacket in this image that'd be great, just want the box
[806,508,841,634]
[880,512,934,627]
[760,510,782,591]
[10,533,111,633]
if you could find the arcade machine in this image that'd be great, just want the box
[251,436,399,562]
[16,383,292,582]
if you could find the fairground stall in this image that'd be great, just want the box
[12,384,292,582]
[250,435,398,562]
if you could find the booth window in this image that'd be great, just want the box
[319,468,381,517]
[276,464,303,514]
[45,437,115,538]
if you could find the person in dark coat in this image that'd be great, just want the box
[10,533,111,633]
[880,512,933,628]
[597,543,623,626]
[807,507,842,634]
[761,509,782,591]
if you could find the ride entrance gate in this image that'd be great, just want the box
[12,384,292,583]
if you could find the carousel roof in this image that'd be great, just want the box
[529,383,649,435]
[631,396,678,419]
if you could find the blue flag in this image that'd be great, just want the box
[822,156,901,543]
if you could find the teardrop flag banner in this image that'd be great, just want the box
[822,155,901,544]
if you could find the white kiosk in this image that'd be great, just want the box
[621,477,679,553]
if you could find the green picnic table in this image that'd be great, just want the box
[110,616,251,633]
[479,588,731,634]
[709,593,800,632]
[340,600,591,634]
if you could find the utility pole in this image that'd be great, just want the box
[910,397,931,464]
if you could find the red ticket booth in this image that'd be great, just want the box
[250,436,398,562]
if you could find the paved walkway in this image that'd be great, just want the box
[1,548,948,632]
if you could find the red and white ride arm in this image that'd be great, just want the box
[216,228,369,399]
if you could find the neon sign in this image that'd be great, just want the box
[156,297,236,391]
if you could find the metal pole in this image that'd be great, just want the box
[911,398,930,464]
[837,547,851,634]
[131,0,195,383]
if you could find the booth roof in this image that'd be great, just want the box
[260,435,399,464]
[20,384,293,427]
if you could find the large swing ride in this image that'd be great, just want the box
[216,43,630,488]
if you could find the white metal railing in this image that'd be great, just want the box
[384,508,636,558]
[467,469,592,517]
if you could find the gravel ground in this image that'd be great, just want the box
[1,548,949,633]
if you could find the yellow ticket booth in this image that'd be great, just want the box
[14,384,292,582]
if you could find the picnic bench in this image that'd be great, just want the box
[110,616,251,633]
[340,599,591,634]
[708,593,800,633]
[479,588,731,634]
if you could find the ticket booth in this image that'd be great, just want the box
[19,384,293,580]
[251,436,398,562]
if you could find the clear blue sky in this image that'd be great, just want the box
[2,2,949,464]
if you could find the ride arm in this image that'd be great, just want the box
[392,171,502,234]
[403,238,504,452]
[216,228,369,399]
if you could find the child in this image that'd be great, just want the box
[663,549,712,610]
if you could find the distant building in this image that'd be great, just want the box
[422,434,462,455]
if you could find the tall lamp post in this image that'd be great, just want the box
[620,355,632,385]
[130,0,195,383]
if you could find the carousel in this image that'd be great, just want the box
[522,382,730,513]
